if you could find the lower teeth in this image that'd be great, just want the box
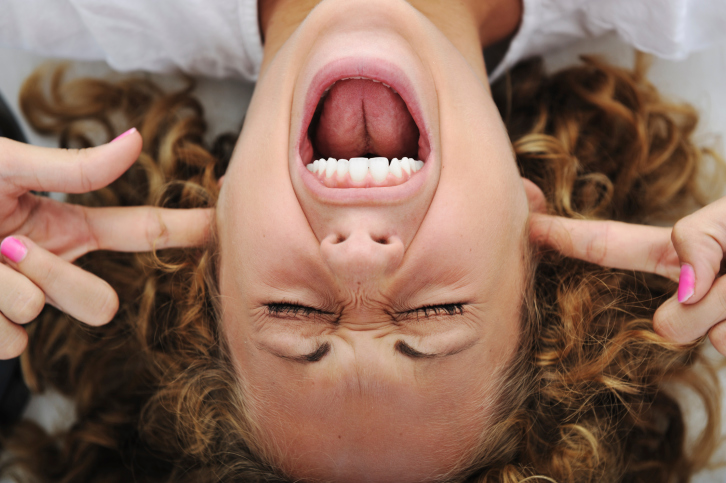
[306,156,424,183]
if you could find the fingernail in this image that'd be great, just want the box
[678,263,695,303]
[0,237,27,263]
[111,127,137,143]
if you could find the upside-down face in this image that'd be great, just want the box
[217,0,532,480]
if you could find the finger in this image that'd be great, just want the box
[1,236,118,326]
[0,312,28,360]
[530,213,678,281]
[669,198,726,305]
[0,128,141,195]
[653,275,726,344]
[0,262,45,324]
[79,206,213,257]
[708,320,726,357]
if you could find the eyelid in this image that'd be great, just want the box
[265,302,335,319]
[265,302,466,322]
[393,303,466,321]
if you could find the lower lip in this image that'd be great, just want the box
[296,57,433,204]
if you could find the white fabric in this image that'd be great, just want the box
[492,0,726,80]
[0,1,725,83]
[0,0,263,82]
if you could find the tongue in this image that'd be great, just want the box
[313,79,419,160]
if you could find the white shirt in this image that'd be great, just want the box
[0,0,725,82]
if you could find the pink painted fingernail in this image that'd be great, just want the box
[678,263,695,303]
[0,237,27,263]
[111,127,137,143]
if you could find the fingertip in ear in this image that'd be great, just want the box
[522,178,546,214]
[217,176,225,189]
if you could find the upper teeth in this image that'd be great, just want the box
[322,77,398,96]
[306,157,424,180]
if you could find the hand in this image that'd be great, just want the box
[530,197,726,356]
[0,130,212,359]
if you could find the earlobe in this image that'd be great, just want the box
[522,178,546,214]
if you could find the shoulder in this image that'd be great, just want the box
[490,0,726,81]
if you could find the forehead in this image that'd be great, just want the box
[241,324,511,482]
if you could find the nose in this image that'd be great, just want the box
[320,230,404,286]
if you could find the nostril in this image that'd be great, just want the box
[374,237,389,245]
[334,234,347,244]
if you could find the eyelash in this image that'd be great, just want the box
[266,303,325,318]
[265,302,465,318]
[410,303,465,318]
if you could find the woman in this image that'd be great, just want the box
[1,0,726,481]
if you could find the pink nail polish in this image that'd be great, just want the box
[0,237,27,263]
[111,127,137,143]
[678,263,695,303]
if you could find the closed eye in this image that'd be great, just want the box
[266,302,333,318]
[396,303,466,321]
[265,302,466,321]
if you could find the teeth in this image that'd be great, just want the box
[305,157,425,183]
[337,158,349,178]
[328,77,398,94]
[349,157,370,182]
[389,158,403,178]
[325,157,338,178]
[317,158,327,175]
[369,157,389,182]
[400,157,411,175]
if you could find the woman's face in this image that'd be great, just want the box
[217,0,531,480]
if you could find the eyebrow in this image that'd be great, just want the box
[268,341,332,363]
[261,339,476,364]
[394,340,477,359]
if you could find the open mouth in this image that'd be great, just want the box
[300,75,430,189]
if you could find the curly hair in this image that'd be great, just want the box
[0,53,722,483]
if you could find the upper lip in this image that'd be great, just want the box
[294,57,435,204]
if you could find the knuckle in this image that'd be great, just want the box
[653,302,687,342]
[145,210,169,249]
[35,260,61,288]
[0,324,28,360]
[9,285,46,324]
[584,224,608,265]
[651,241,678,278]
[94,285,119,325]
[671,219,697,248]
[718,284,726,310]
[708,324,726,355]
[67,148,94,192]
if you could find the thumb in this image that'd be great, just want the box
[668,200,726,305]
[530,213,677,280]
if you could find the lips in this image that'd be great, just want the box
[297,59,433,192]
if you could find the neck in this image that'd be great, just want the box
[257,0,522,81]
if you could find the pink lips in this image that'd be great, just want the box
[295,57,434,204]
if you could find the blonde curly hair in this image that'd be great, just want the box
[0,54,722,482]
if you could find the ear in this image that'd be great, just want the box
[522,178,546,214]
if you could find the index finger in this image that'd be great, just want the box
[530,213,678,281]
[0,128,141,195]
[77,206,214,259]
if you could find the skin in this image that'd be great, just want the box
[217,0,533,481]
